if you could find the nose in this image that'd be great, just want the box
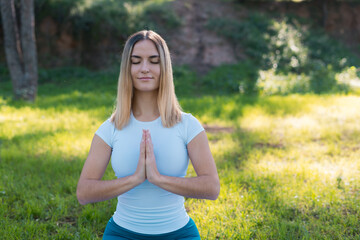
[140,61,150,73]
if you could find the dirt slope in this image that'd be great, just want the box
[167,0,245,73]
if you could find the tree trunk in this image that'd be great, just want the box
[322,0,330,28]
[20,0,38,100]
[0,0,38,101]
[311,0,331,27]
[0,0,24,93]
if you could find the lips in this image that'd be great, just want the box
[138,77,153,80]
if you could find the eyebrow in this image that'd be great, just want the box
[131,55,159,59]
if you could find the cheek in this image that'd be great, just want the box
[131,65,138,78]
[154,65,161,78]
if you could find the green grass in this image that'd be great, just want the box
[1,69,360,239]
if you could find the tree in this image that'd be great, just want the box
[1,0,38,101]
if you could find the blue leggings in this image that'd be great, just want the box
[102,217,201,240]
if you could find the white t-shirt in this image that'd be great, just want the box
[95,112,204,234]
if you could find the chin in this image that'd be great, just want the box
[134,87,159,93]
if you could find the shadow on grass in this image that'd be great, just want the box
[210,124,360,239]
[0,131,116,239]
[180,95,257,123]
[0,67,118,115]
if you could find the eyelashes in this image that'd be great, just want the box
[131,56,160,65]
[131,60,160,65]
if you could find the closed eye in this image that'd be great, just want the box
[150,56,160,64]
[130,55,159,64]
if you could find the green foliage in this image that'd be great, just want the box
[200,61,259,95]
[35,0,79,24]
[35,0,181,42]
[207,12,360,95]
[31,0,360,96]
[71,1,131,41]
[257,70,310,95]
[207,13,274,65]
[308,63,337,94]
[173,66,198,97]
[125,0,182,35]
[0,63,10,83]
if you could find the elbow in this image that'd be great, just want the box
[211,184,220,200]
[77,191,88,205]
[77,197,87,206]
[208,177,220,200]
[76,184,89,205]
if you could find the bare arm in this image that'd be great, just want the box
[76,133,146,205]
[145,130,220,200]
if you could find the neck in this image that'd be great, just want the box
[132,90,160,121]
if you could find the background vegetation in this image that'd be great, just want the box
[205,12,360,95]
[34,0,181,45]
[1,0,360,239]
[30,0,360,96]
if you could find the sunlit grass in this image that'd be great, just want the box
[186,94,360,239]
[1,72,360,239]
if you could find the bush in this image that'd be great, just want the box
[35,0,79,24]
[208,11,360,95]
[200,61,259,95]
[257,70,310,96]
[308,62,336,94]
[35,0,181,43]
[126,1,182,35]
[173,66,198,97]
[0,63,10,83]
[71,1,131,41]
[207,13,273,65]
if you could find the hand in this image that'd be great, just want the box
[144,130,161,184]
[133,130,146,184]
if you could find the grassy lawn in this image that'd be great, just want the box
[0,70,359,239]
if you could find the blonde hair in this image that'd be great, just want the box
[110,30,182,130]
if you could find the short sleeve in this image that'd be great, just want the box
[95,119,114,148]
[184,113,204,144]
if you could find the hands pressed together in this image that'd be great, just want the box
[134,129,161,185]
[77,127,219,204]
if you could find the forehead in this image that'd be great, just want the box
[131,40,159,56]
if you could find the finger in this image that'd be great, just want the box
[147,130,154,152]
[145,131,152,156]
[141,130,146,144]
[140,130,146,158]
[145,136,151,156]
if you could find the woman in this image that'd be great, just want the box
[76,30,220,240]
